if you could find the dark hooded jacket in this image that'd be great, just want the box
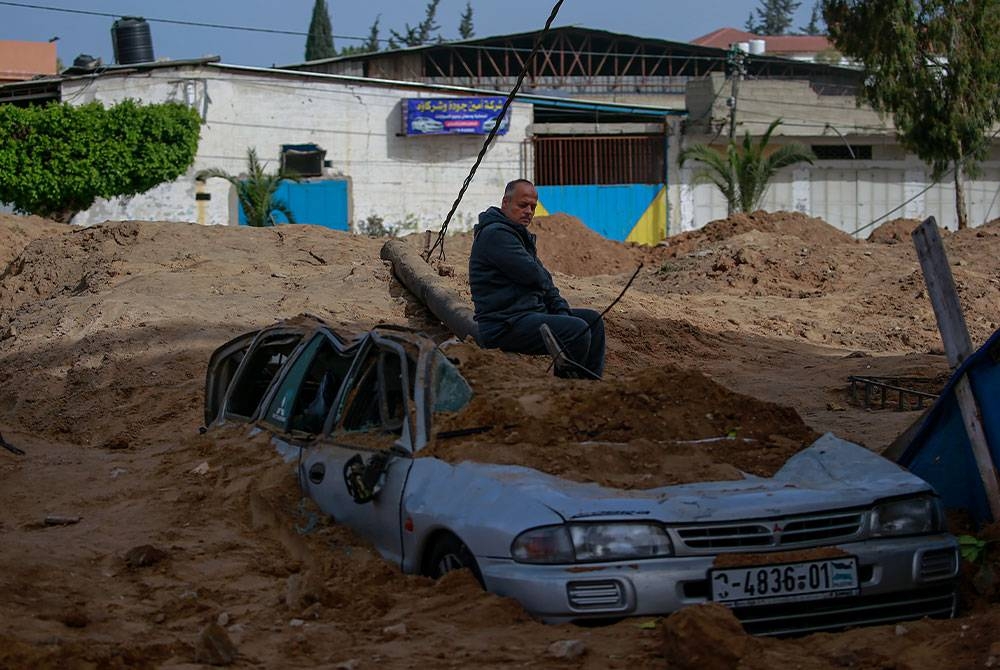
[469,206,570,343]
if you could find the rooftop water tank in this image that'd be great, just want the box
[749,39,766,55]
[112,16,154,65]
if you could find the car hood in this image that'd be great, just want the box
[446,433,933,523]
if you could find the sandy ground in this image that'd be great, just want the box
[2,209,1000,668]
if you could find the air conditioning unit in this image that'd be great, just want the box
[281,144,326,178]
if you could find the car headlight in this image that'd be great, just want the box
[870,496,942,537]
[512,523,673,564]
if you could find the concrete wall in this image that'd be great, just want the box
[679,75,1000,233]
[64,65,532,232]
[685,72,891,138]
[679,157,1000,235]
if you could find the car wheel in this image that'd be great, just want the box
[425,533,484,586]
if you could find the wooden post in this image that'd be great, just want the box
[912,217,1000,520]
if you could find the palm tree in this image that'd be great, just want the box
[196,148,298,226]
[679,119,815,215]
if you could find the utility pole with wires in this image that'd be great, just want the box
[726,44,748,142]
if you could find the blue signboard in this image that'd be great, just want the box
[404,97,510,136]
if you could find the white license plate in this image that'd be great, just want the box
[709,556,859,607]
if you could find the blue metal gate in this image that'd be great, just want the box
[238,179,349,230]
[535,184,665,244]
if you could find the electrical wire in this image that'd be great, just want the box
[544,262,644,377]
[0,0,819,64]
[850,124,1000,236]
[0,0,373,42]
[422,0,565,263]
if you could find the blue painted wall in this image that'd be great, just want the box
[239,179,349,230]
[535,184,663,242]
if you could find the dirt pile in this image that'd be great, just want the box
[0,212,66,273]
[0,220,402,447]
[400,212,641,279]
[866,217,925,244]
[426,343,817,488]
[3,211,1000,668]
[655,210,856,258]
[531,213,642,276]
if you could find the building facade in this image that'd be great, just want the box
[1,27,998,238]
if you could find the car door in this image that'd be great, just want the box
[204,330,258,426]
[211,326,307,425]
[298,335,418,568]
[258,329,356,439]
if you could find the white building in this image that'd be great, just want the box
[2,26,999,239]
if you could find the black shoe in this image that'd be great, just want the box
[539,324,601,380]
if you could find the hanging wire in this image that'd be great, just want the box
[543,262,645,377]
[422,0,565,263]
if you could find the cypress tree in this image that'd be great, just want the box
[305,0,335,61]
[459,2,475,39]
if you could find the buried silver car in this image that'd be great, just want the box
[204,316,959,636]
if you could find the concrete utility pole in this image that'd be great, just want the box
[727,45,747,141]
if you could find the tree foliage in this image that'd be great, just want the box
[823,0,1000,228]
[305,0,335,61]
[0,100,201,222]
[679,119,816,215]
[389,0,442,48]
[340,16,382,56]
[458,2,475,39]
[196,148,298,227]
[801,2,824,34]
[748,0,802,34]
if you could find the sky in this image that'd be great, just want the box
[0,0,819,69]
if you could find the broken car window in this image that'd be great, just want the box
[340,348,414,436]
[226,333,303,419]
[431,351,472,413]
[262,333,352,436]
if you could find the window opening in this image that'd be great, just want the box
[432,352,473,413]
[341,349,416,436]
[533,134,665,185]
[263,333,352,435]
[811,144,872,160]
[228,333,303,418]
[281,143,326,177]
[341,355,381,432]
[206,344,248,424]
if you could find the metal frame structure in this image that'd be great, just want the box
[290,27,862,98]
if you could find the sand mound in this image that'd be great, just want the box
[657,210,856,259]
[867,217,924,244]
[0,219,401,446]
[0,213,67,271]
[402,212,640,279]
[425,343,817,488]
[531,213,642,276]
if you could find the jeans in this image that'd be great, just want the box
[479,308,605,378]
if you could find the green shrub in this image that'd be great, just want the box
[0,100,202,222]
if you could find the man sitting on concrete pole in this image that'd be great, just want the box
[469,179,605,379]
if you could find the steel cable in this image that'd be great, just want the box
[422,0,565,263]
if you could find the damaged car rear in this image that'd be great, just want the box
[204,316,959,636]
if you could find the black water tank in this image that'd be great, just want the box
[112,16,154,65]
